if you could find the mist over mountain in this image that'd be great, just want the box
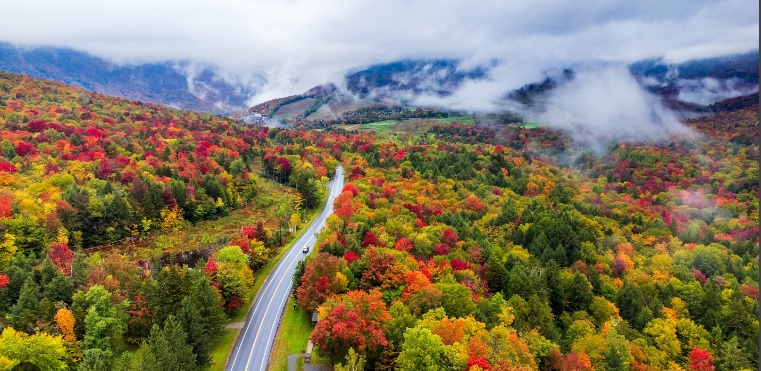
[0,42,256,113]
[0,41,756,135]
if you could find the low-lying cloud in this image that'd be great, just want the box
[531,66,695,147]
[676,77,759,106]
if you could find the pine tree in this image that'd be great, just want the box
[144,315,198,371]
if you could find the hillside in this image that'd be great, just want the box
[0,72,757,370]
[0,71,345,369]
[0,43,255,113]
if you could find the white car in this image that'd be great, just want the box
[302,245,309,253]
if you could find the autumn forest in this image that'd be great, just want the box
[0,71,758,371]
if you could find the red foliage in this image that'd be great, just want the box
[361,231,380,247]
[612,256,627,278]
[692,268,707,284]
[562,352,594,371]
[688,348,715,371]
[464,194,485,213]
[441,228,459,247]
[27,120,48,132]
[450,259,471,271]
[14,141,35,156]
[394,237,414,252]
[342,183,360,197]
[0,196,11,218]
[0,161,18,174]
[740,284,759,299]
[310,290,390,357]
[48,242,74,276]
[433,243,450,256]
[230,236,250,254]
[225,295,244,313]
[203,259,218,276]
[85,127,102,138]
[0,274,9,287]
[120,171,136,184]
[467,355,491,370]
[316,275,330,292]
[344,250,360,263]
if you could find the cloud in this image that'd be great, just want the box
[676,78,759,106]
[0,0,755,105]
[531,66,695,148]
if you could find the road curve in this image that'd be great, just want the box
[226,165,344,371]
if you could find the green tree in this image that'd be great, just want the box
[141,315,198,371]
[78,348,113,371]
[149,265,191,325]
[396,327,445,371]
[435,276,475,318]
[72,285,128,355]
[566,272,594,313]
[0,327,67,371]
[334,348,366,371]
[176,272,225,367]
[9,276,41,333]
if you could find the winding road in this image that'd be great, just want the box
[226,165,344,371]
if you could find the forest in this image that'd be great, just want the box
[0,71,758,371]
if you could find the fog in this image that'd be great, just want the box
[531,66,695,147]
[0,0,756,145]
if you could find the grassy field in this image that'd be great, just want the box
[267,297,314,371]
[335,115,475,134]
[518,121,540,129]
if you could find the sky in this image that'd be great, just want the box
[0,0,757,144]
[1,0,756,103]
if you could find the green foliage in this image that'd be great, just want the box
[72,285,128,355]
[0,327,68,371]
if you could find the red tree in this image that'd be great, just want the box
[441,228,459,247]
[48,242,74,276]
[310,289,390,361]
[297,253,344,311]
[688,348,715,371]
[394,237,414,252]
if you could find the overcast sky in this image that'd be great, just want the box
[0,0,757,102]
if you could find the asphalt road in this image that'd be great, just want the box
[226,165,345,371]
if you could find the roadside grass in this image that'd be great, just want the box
[205,206,321,370]
[267,297,314,371]
[208,330,237,371]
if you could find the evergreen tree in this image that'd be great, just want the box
[566,272,593,314]
[144,315,198,371]
[177,272,225,367]
[10,276,41,332]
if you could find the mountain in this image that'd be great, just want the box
[0,43,256,113]
[630,50,759,109]
[345,59,490,98]
[249,51,758,125]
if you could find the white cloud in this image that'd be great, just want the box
[532,66,695,147]
[0,0,756,104]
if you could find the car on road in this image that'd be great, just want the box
[302,245,309,253]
